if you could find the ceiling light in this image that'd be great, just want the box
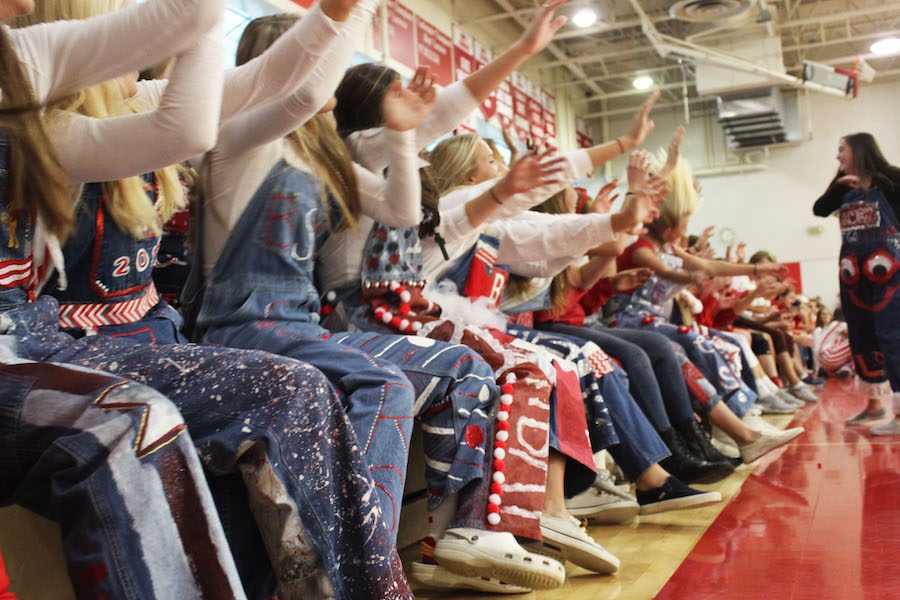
[572,7,598,28]
[870,37,900,56]
[632,75,654,90]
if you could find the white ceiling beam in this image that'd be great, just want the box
[576,80,695,103]
[776,2,900,29]
[491,0,605,97]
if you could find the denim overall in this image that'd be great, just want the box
[44,174,184,344]
[347,223,559,539]
[608,245,756,417]
[838,186,900,390]
[198,160,443,542]
[0,144,408,598]
[507,325,672,482]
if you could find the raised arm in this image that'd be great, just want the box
[220,0,372,121]
[11,0,225,104]
[348,0,569,170]
[48,27,224,184]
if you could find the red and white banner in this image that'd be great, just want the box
[373,0,416,70]
[416,17,453,86]
[576,117,594,149]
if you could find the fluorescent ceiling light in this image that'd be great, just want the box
[572,8,598,28]
[870,37,900,56]
[632,75,654,90]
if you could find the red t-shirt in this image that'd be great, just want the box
[533,279,616,327]
[617,237,654,273]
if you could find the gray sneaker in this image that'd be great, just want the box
[846,408,888,425]
[776,389,805,409]
[870,419,900,436]
[788,383,818,403]
[756,394,797,415]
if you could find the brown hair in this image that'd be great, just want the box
[333,63,401,138]
[840,132,900,192]
[0,28,74,240]
[236,14,361,228]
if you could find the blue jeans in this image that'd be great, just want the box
[13,297,410,600]
[618,310,756,418]
[203,320,416,540]
[505,326,670,484]
[539,322,698,428]
[0,359,245,600]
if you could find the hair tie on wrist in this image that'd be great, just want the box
[490,186,504,205]
[615,137,625,154]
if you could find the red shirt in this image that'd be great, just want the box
[534,279,616,327]
[617,237,654,273]
[0,550,17,600]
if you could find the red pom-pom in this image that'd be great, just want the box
[501,383,515,395]
[320,305,333,317]
[678,325,690,334]
[391,316,402,328]
[642,315,655,325]
[490,482,503,495]
[399,304,411,316]
[493,459,506,472]
[494,440,507,450]
[497,420,510,431]
[487,503,500,514]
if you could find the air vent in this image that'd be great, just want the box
[669,0,757,24]
[717,89,793,149]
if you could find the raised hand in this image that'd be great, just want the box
[736,241,747,263]
[514,0,568,57]
[382,67,437,132]
[837,174,861,188]
[610,268,653,292]
[320,0,361,22]
[591,178,620,214]
[626,149,653,191]
[497,147,567,196]
[660,125,685,177]
[621,91,661,149]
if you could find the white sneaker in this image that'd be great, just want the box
[537,514,621,574]
[777,389,805,409]
[410,562,531,594]
[739,427,805,463]
[434,528,565,590]
[566,481,639,524]
[711,426,741,458]
[742,414,785,434]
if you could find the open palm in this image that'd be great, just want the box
[501,149,567,195]
[382,68,437,132]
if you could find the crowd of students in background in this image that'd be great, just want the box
[0,0,896,598]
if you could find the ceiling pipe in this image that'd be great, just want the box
[624,0,849,99]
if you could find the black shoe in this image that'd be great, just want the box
[659,429,734,484]
[676,419,734,465]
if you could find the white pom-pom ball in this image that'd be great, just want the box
[381,311,393,324]
[500,394,513,406]
[493,448,506,460]
[411,322,423,332]
[506,373,517,384]
[496,430,509,442]
[489,494,502,506]
[400,291,411,303]
[400,319,410,331]
[325,291,336,302]
[498,411,509,421]
[487,513,501,526]
[492,471,506,484]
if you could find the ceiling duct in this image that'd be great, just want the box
[717,88,803,149]
[669,0,757,26]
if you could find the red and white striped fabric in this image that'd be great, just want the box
[0,257,32,289]
[58,283,159,330]
[818,322,852,374]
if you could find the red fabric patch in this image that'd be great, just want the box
[465,425,485,448]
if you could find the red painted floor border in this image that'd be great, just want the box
[656,380,900,600]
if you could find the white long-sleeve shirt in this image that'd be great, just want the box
[199,0,425,278]
[43,2,344,185]
[318,81,480,293]
[8,0,225,105]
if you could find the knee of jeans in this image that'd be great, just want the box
[379,362,416,410]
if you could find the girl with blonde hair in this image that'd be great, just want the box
[609,136,806,463]
[8,0,416,597]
